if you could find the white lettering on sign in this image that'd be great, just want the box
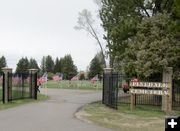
[130,82,171,88]
[130,89,169,96]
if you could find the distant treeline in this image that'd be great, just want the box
[0,52,104,80]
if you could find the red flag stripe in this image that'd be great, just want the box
[71,75,79,81]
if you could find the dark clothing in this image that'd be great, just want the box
[37,85,40,93]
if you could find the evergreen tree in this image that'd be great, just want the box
[123,13,180,78]
[54,57,61,73]
[100,0,141,67]
[45,55,54,73]
[173,0,180,18]
[99,0,178,68]
[95,51,104,69]
[16,57,29,73]
[29,58,39,70]
[0,56,7,72]
[88,54,103,79]
[40,56,46,73]
[61,54,77,80]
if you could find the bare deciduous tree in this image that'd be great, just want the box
[75,9,106,68]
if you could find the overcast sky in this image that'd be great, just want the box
[0,0,105,71]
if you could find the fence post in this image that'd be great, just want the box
[28,69,38,100]
[2,67,12,103]
[162,67,173,112]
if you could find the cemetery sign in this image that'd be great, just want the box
[129,81,172,112]
[130,82,171,96]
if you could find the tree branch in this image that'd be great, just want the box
[86,19,107,68]
[134,0,150,17]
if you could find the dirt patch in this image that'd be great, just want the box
[75,110,93,124]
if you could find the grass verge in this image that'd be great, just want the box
[78,102,180,131]
[45,80,102,90]
[0,93,49,110]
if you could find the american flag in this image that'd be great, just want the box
[91,75,99,83]
[38,73,48,84]
[53,75,62,81]
[71,75,79,81]
[37,77,46,85]
[0,75,3,81]
[131,78,140,82]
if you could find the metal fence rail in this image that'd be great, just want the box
[118,74,163,110]
[8,73,31,100]
[0,68,38,103]
[103,72,180,111]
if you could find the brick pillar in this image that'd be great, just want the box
[2,67,12,103]
[29,69,38,99]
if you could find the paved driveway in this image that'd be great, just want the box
[0,89,113,131]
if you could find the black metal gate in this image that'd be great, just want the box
[118,74,163,107]
[118,74,180,111]
[6,72,38,101]
[103,72,119,109]
[102,71,180,111]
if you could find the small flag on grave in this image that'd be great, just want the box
[71,75,79,81]
[91,75,99,83]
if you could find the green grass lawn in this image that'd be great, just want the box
[0,93,48,110]
[78,102,180,131]
[0,87,39,100]
[44,80,102,90]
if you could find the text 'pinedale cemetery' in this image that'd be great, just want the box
[130,82,171,96]
[130,81,172,112]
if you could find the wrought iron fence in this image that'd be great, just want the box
[103,72,180,111]
[118,74,164,110]
[4,72,37,101]
[0,69,38,104]
[8,73,31,100]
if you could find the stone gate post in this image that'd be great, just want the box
[29,69,38,99]
[162,67,173,112]
[2,67,12,103]
[103,68,113,104]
